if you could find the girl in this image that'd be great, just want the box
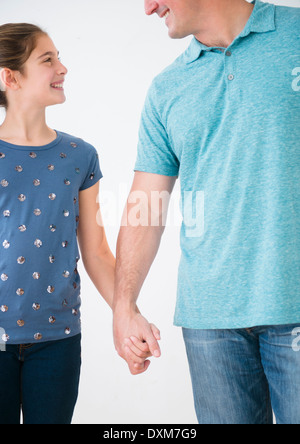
[0,23,151,424]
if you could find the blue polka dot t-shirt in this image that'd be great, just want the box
[0,130,103,344]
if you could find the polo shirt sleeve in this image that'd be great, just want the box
[134,81,180,177]
[79,143,103,191]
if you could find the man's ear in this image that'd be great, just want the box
[0,68,20,91]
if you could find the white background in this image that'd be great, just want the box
[0,0,299,424]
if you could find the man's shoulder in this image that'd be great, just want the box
[150,44,191,95]
[275,3,300,32]
[275,3,300,17]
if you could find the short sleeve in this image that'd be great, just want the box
[134,81,180,177]
[79,144,103,191]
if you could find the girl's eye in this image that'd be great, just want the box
[44,57,61,63]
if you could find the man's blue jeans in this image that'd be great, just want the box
[0,333,81,424]
[183,324,300,424]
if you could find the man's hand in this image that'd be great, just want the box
[112,174,177,375]
[113,305,161,375]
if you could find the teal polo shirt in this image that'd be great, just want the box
[134,0,300,329]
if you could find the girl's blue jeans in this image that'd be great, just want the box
[0,333,81,424]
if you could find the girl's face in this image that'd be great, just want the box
[16,34,68,109]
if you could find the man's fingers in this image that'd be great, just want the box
[113,310,161,376]
[145,332,161,358]
[150,324,161,340]
[128,359,151,375]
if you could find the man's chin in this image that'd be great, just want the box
[168,27,192,40]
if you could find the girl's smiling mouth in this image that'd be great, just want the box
[50,81,64,90]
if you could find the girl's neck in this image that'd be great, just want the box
[0,106,56,146]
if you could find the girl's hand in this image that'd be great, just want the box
[123,324,161,369]
[113,307,161,375]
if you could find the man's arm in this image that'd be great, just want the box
[113,171,177,375]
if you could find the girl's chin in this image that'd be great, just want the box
[47,95,66,106]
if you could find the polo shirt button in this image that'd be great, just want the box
[228,74,234,81]
[225,50,232,56]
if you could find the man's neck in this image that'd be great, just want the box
[194,0,255,48]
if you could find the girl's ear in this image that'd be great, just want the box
[0,68,20,91]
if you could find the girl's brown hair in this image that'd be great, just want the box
[0,23,47,109]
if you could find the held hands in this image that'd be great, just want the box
[113,306,161,375]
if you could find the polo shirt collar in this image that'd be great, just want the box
[184,0,276,64]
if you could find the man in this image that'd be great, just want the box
[113,0,300,424]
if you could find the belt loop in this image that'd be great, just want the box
[18,344,24,362]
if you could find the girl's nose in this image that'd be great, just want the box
[58,61,68,76]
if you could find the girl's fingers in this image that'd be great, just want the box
[124,337,151,359]
[124,345,149,364]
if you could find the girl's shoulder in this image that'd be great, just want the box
[56,130,98,153]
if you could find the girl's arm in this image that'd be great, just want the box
[77,181,115,308]
[77,181,153,362]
